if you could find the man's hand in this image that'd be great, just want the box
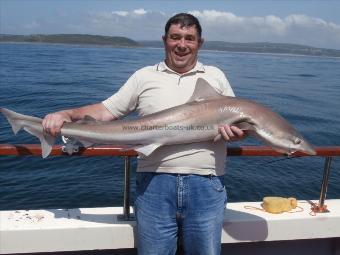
[42,111,72,136]
[42,103,116,137]
[218,125,246,142]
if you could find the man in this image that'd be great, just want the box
[43,13,244,255]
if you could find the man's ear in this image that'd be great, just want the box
[162,35,167,44]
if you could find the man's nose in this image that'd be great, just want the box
[177,38,187,49]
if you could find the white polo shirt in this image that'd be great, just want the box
[102,61,235,176]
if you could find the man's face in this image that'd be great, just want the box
[162,24,203,74]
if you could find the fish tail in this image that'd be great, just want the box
[0,108,23,134]
[0,108,55,158]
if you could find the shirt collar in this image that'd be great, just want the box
[157,61,205,74]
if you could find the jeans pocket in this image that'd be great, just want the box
[209,175,226,192]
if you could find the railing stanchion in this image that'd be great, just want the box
[319,156,333,210]
[118,156,134,221]
[312,156,332,213]
[124,156,131,219]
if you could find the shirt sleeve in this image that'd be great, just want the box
[215,67,235,97]
[102,72,139,118]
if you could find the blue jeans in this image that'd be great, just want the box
[134,173,227,255]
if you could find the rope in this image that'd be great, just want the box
[244,204,304,214]
[245,200,329,216]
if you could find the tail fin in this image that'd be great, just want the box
[0,108,55,158]
[1,108,26,134]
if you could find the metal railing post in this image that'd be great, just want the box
[319,157,333,209]
[311,156,333,213]
[118,156,135,221]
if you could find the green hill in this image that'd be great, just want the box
[0,34,139,47]
[1,34,339,57]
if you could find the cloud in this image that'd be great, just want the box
[190,10,340,49]
[5,9,340,49]
[133,9,147,15]
[84,9,167,40]
[84,9,340,49]
[112,11,128,17]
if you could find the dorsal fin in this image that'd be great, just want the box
[188,78,223,103]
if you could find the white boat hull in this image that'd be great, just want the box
[1,199,340,254]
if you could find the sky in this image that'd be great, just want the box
[1,0,340,50]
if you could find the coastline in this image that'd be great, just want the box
[1,34,340,58]
[1,42,340,59]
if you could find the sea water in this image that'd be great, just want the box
[0,43,339,210]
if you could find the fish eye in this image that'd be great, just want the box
[294,138,301,145]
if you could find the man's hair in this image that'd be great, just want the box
[164,13,202,38]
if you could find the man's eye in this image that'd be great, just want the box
[170,35,180,40]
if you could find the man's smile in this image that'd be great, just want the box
[174,51,189,58]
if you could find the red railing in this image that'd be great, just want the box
[1,144,339,157]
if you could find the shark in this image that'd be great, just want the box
[0,78,316,158]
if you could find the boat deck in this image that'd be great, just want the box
[1,199,340,255]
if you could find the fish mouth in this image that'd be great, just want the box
[301,140,317,155]
[292,142,317,156]
[302,147,317,156]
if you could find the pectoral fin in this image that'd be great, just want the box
[133,143,162,157]
[24,126,55,158]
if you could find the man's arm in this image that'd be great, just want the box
[42,103,116,136]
